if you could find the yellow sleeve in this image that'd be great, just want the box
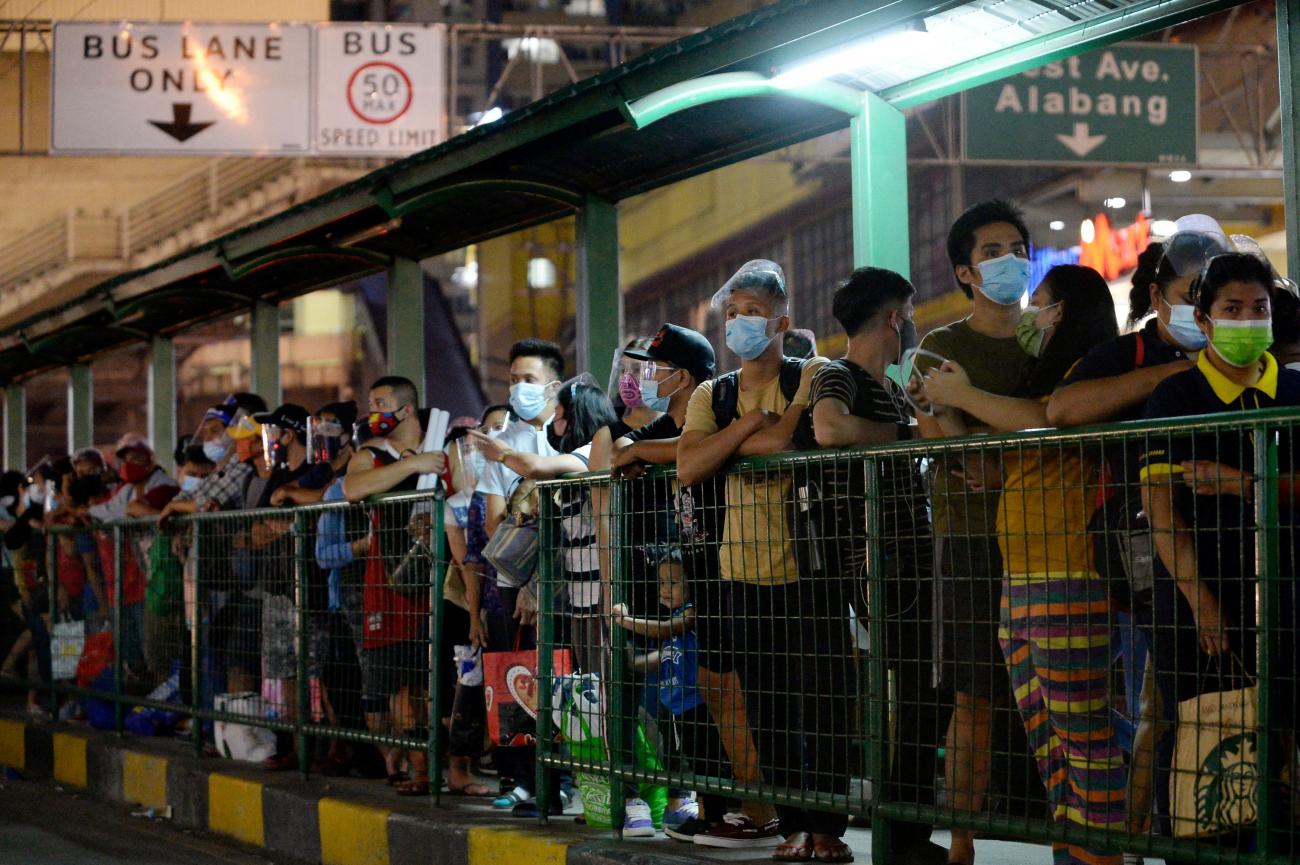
[792,356,829,406]
[683,379,719,436]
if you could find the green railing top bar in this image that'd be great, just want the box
[535,406,1300,490]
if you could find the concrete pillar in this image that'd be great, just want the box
[149,336,177,473]
[576,196,621,377]
[1279,0,1300,280]
[67,363,93,454]
[850,92,910,275]
[250,299,282,407]
[387,256,427,404]
[4,385,25,470]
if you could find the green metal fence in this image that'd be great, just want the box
[3,410,1298,861]
[535,408,1299,863]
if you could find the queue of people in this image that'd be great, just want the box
[2,199,1297,865]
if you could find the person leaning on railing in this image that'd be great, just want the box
[922,264,1126,865]
[1138,252,1300,786]
[806,267,945,865]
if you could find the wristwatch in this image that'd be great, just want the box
[498,448,515,463]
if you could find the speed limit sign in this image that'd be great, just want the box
[316,24,446,155]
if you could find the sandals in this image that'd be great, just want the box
[774,832,814,862]
[446,782,493,797]
[386,771,411,787]
[395,776,433,797]
[812,838,854,863]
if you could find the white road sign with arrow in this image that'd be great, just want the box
[51,21,313,154]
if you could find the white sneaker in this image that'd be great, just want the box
[622,798,655,838]
[1122,855,1144,865]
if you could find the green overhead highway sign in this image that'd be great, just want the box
[963,43,1197,165]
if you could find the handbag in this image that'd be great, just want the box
[443,562,470,611]
[482,516,538,588]
[51,616,85,681]
[1170,656,1258,838]
[483,636,572,747]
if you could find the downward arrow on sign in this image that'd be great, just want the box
[149,103,215,143]
[1056,122,1107,158]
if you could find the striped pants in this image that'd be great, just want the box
[999,577,1126,865]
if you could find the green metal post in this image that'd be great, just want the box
[576,196,621,379]
[607,480,627,839]
[387,256,427,404]
[250,300,282,407]
[67,363,93,454]
[4,385,26,470]
[850,92,910,276]
[112,524,124,734]
[148,336,177,474]
[1253,428,1280,857]
[1279,0,1300,282]
[294,511,310,777]
[429,494,446,804]
[191,520,204,757]
[863,458,892,862]
[535,489,557,828]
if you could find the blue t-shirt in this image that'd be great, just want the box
[657,605,702,716]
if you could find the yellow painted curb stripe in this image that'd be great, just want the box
[123,751,168,809]
[0,719,24,771]
[319,798,391,865]
[208,774,264,847]
[52,732,87,788]
[468,826,568,865]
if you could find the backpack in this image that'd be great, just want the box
[710,357,817,451]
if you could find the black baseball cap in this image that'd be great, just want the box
[253,404,309,439]
[316,400,358,433]
[623,324,716,383]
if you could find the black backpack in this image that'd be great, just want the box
[710,356,817,452]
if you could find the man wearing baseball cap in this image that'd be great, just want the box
[89,433,179,522]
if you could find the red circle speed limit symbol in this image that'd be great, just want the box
[347,61,414,125]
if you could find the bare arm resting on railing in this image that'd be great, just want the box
[342,448,444,502]
[611,602,694,639]
[1047,361,1191,427]
[469,429,586,479]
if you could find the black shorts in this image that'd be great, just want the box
[684,546,732,674]
[938,535,1007,700]
[361,639,428,700]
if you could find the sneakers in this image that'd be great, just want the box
[662,798,700,830]
[665,816,708,843]
[493,786,531,808]
[692,814,782,848]
[622,798,655,838]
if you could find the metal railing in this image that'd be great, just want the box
[3,411,1297,861]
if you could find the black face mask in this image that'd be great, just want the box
[546,426,566,453]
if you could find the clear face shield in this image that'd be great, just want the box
[259,424,287,473]
[306,417,345,465]
[452,435,485,493]
[610,338,654,409]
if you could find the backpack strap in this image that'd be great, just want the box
[779,356,806,405]
[710,371,742,430]
[1134,332,1146,368]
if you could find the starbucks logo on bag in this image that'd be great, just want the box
[1196,732,1258,830]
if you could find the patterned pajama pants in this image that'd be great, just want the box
[1000,577,1126,865]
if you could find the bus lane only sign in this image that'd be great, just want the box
[315,24,447,156]
[51,21,312,154]
[963,44,1197,165]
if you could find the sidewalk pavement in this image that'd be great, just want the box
[0,711,1078,865]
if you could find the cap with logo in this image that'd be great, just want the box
[253,404,310,440]
[622,323,717,383]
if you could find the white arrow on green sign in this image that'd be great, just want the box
[963,43,1197,165]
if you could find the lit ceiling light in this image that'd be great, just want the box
[1150,219,1179,237]
[1168,170,1192,183]
[1080,219,1096,244]
[528,257,557,290]
[474,107,504,127]
[1104,197,1127,209]
[772,25,932,89]
[1049,220,1065,231]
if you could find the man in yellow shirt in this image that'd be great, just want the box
[678,260,828,855]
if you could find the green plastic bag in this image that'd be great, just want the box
[566,719,667,828]
[145,537,182,616]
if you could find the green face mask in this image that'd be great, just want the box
[1210,319,1273,368]
[1016,309,1049,357]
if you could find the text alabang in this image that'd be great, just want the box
[993,52,1172,126]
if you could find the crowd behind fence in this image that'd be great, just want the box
[2,411,1296,864]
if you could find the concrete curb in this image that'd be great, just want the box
[0,715,703,865]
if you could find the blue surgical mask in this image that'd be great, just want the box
[976,253,1032,305]
[509,381,550,421]
[725,315,777,360]
[1161,298,1208,351]
[180,475,203,493]
[638,371,680,413]
[202,439,229,463]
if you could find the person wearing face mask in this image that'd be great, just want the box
[343,377,446,796]
[922,265,1126,865]
[805,268,943,865]
[1140,253,1300,819]
[677,259,826,853]
[161,392,269,523]
[908,199,1039,865]
[611,336,667,432]
[1268,286,1300,370]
